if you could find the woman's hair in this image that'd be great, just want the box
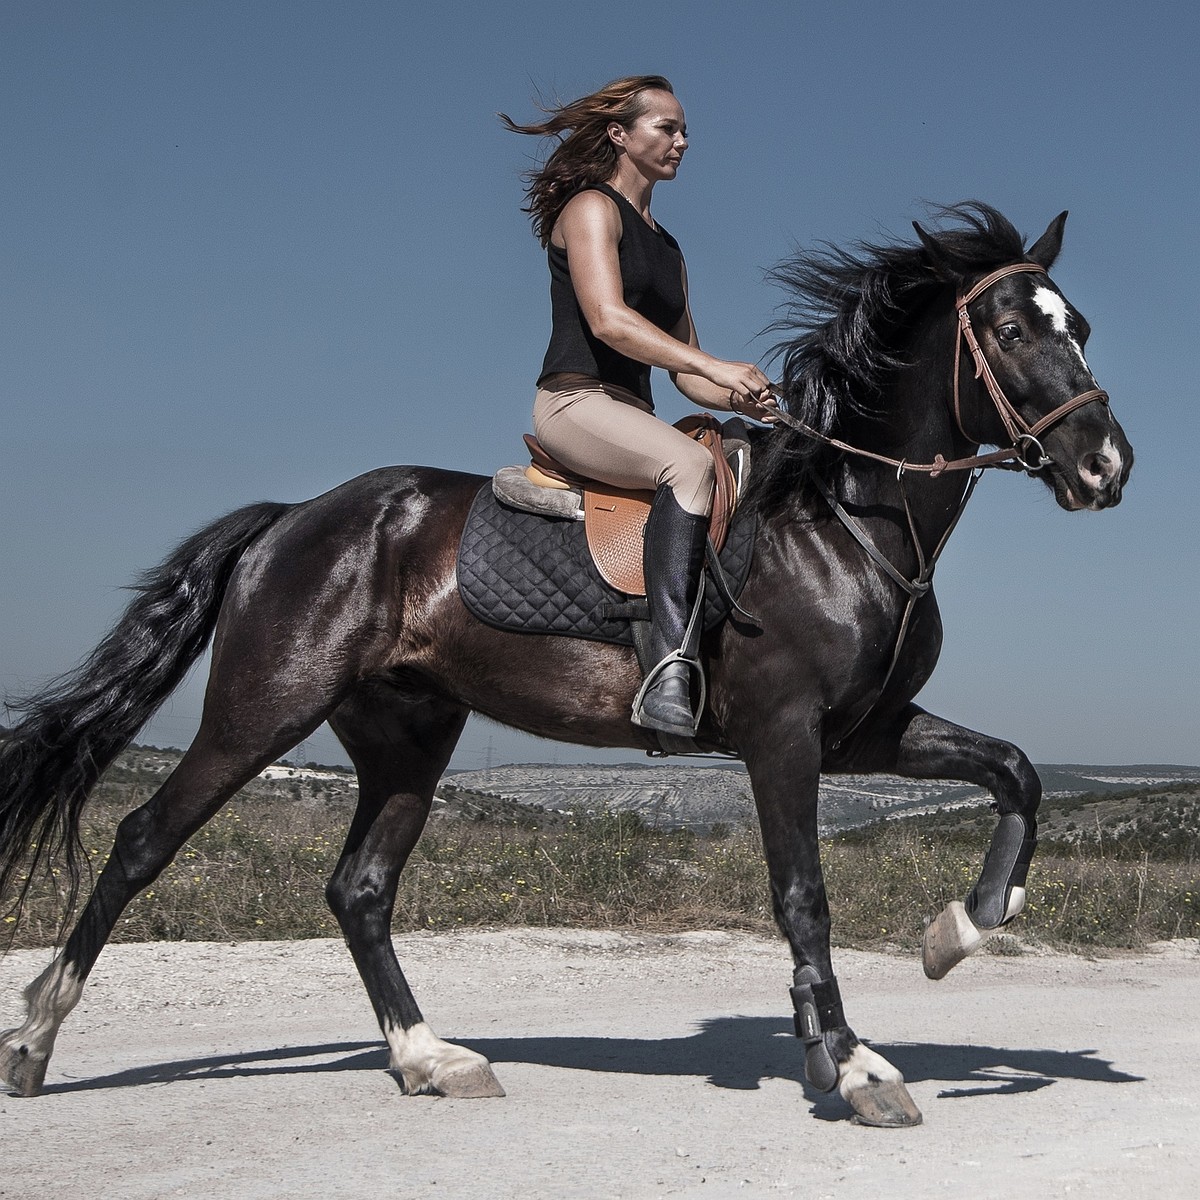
[500,75,674,246]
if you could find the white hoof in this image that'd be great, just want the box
[431,1058,506,1099]
[386,1021,505,1098]
[922,900,990,980]
[0,1028,51,1098]
[0,958,84,1096]
[839,1044,922,1127]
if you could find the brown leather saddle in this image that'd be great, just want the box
[521,414,740,596]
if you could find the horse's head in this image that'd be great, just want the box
[916,212,1133,511]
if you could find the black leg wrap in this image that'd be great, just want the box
[790,969,845,1093]
[965,812,1037,930]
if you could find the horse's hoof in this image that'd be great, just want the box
[846,1078,923,1127]
[0,1029,50,1098]
[922,900,985,980]
[839,1043,922,1127]
[434,1060,506,1098]
[387,1022,506,1098]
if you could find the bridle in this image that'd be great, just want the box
[763,258,1111,748]
[771,259,1109,478]
[952,262,1109,472]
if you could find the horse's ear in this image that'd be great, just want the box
[913,221,966,286]
[1027,211,1068,269]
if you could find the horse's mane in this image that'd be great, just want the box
[749,201,1029,515]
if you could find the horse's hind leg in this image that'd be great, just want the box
[0,683,333,1096]
[326,685,504,1098]
[1,620,361,1096]
[0,727,291,1096]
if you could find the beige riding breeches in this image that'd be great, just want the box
[532,376,715,517]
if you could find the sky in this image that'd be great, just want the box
[1,0,1196,772]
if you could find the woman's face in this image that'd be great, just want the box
[612,90,688,182]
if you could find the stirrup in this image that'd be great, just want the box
[630,578,707,735]
[630,651,706,736]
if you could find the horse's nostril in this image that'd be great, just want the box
[1082,452,1116,482]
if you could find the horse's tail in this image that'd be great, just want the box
[0,500,292,920]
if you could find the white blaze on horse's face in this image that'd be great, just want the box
[1033,286,1090,371]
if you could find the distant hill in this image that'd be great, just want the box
[97,746,1200,837]
[440,761,1200,834]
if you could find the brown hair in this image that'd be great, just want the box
[500,75,675,246]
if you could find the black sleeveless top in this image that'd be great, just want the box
[538,183,686,407]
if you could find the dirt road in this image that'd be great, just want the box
[2,930,1198,1198]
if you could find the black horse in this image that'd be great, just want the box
[0,203,1131,1126]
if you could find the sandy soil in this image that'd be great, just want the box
[2,929,1198,1199]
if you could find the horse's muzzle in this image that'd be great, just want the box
[1046,436,1131,511]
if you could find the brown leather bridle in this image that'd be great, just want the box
[771,259,1111,478]
[763,258,1112,748]
[953,261,1110,471]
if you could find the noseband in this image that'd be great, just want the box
[953,262,1110,471]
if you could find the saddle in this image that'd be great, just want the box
[492,414,749,596]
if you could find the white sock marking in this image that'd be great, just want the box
[384,1020,496,1094]
[839,1042,904,1099]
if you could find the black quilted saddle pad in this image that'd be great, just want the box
[457,483,756,646]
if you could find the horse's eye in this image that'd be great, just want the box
[997,323,1022,343]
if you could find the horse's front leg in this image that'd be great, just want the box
[832,703,1040,980]
[742,736,922,1127]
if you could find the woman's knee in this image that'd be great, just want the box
[662,448,715,516]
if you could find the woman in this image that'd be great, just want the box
[502,75,777,738]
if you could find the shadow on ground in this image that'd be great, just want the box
[29,1015,1142,1105]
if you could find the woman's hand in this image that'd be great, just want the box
[705,359,772,405]
[729,389,781,424]
[704,361,780,423]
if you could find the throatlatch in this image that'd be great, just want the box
[965,811,1037,929]
[790,966,845,1093]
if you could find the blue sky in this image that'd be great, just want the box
[2,1,1196,771]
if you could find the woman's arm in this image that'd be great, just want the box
[669,263,779,421]
[556,192,772,405]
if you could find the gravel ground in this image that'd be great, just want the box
[2,929,1199,1198]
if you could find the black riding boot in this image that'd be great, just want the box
[631,487,708,737]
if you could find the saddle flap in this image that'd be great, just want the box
[584,487,653,594]
[457,478,757,649]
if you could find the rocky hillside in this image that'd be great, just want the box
[438,761,1200,835]
[91,747,1200,838]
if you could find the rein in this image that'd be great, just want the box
[767,259,1109,747]
[770,260,1110,478]
[770,410,1020,477]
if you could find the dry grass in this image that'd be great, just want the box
[822,831,1199,953]
[5,794,1197,953]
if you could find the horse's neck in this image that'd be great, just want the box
[838,317,979,562]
